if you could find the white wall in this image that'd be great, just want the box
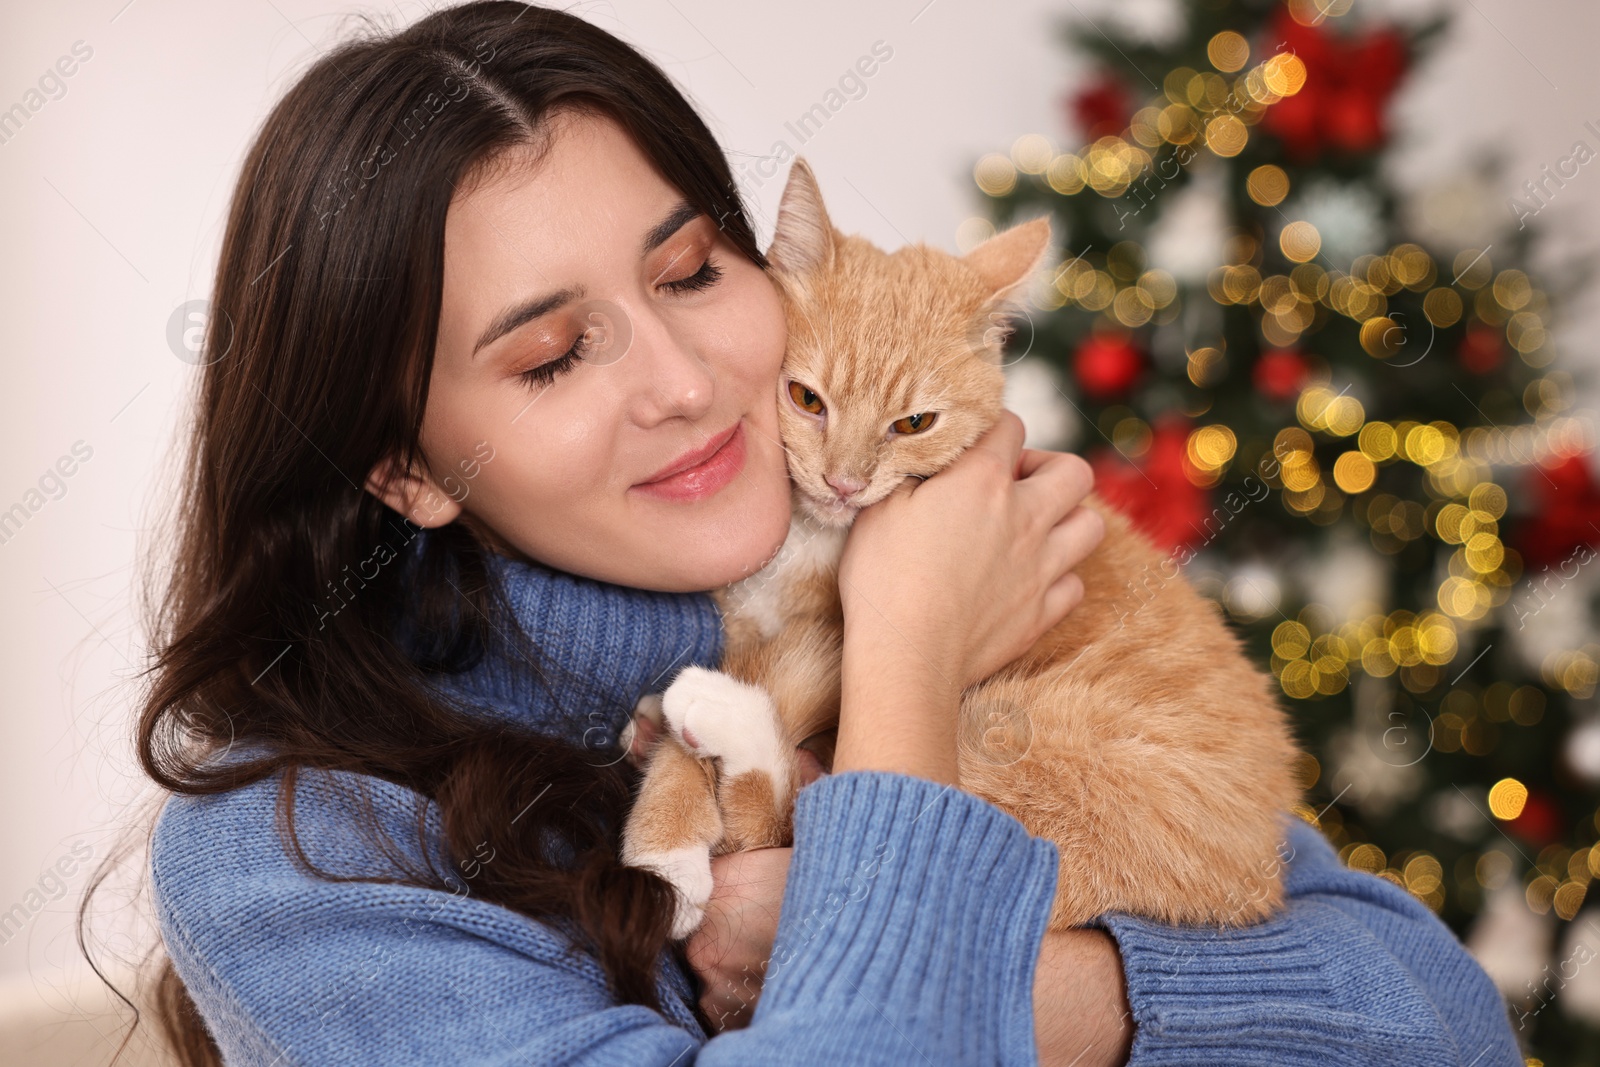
[0,0,1594,1008]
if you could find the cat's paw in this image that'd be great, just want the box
[661,666,786,780]
[623,843,712,939]
[634,691,665,725]
[620,693,665,765]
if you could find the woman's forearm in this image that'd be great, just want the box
[1035,928,1135,1067]
[836,628,1134,1064]
[832,627,963,784]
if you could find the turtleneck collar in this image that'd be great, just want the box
[432,549,727,759]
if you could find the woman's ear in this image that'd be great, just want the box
[365,455,463,528]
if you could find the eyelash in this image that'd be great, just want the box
[661,256,724,294]
[517,256,725,389]
[520,346,585,389]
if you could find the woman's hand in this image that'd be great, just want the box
[683,755,828,1031]
[838,410,1101,693]
[684,846,793,1032]
[832,410,1104,782]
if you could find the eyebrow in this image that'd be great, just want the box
[471,285,585,357]
[641,199,702,257]
[470,199,705,358]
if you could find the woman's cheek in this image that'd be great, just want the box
[723,263,786,360]
[728,297,788,401]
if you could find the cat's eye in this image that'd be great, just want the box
[890,412,938,435]
[788,380,825,415]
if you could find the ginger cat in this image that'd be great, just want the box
[621,158,1304,939]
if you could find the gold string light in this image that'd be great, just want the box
[967,0,1600,950]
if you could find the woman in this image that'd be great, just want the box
[128,3,1522,1065]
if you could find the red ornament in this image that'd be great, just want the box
[1458,324,1504,374]
[1508,789,1560,847]
[1260,8,1407,163]
[1067,73,1135,141]
[1510,452,1600,570]
[1088,416,1211,554]
[1074,333,1144,399]
[1254,348,1309,402]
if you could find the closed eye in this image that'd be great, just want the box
[519,343,583,389]
[661,257,724,294]
[516,260,724,392]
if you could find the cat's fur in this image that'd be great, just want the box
[621,158,1304,939]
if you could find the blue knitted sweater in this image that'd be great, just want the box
[149,553,1523,1065]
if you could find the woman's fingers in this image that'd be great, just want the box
[1018,449,1096,518]
[965,409,1027,474]
[796,746,828,787]
[1015,443,1086,480]
[1021,508,1102,640]
[623,713,662,769]
[1015,446,1051,479]
[1047,504,1106,575]
[1040,571,1087,632]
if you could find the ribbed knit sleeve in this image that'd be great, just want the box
[707,770,1061,1066]
[151,762,1526,1066]
[1089,816,1523,1066]
[150,764,1060,1067]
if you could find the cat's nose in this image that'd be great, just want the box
[825,473,867,501]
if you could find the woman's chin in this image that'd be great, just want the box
[632,492,792,592]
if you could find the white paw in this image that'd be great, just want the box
[660,666,787,781]
[623,844,712,939]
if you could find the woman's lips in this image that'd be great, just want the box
[632,420,746,502]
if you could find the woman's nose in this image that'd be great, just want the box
[620,308,715,426]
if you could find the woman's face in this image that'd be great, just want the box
[380,109,793,592]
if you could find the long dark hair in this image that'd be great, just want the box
[83,5,765,1062]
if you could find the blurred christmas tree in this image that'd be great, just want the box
[979,1,1600,1062]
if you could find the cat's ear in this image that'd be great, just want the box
[961,216,1052,309]
[767,157,837,274]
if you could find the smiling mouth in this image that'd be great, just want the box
[631,419,748,503]
[638,421,741,485]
